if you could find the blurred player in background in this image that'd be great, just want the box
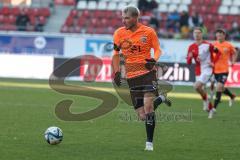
[186,27,218,111]
[208,29,238,119]
[112,5,171,151]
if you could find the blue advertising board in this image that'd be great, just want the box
[0,35,64,56]
[85,39,113,57]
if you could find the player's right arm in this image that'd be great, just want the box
[186,45,193,64]
[112,30,121,86]
[209,43,220,65]
[112,31,121,73]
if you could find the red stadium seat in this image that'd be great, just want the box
[65,16,73,26]
[39,16,46,25]
[39,8,51,17]
[27,8,40,17]
[0,15,4,23]
[0,7,10,16]
[209,5,218,14]
[64,0,76,6]
[33,8,40,16]
[86,27,95,34]
[2,16,10,24]
[94,10,104,18]
[11,7,20,16]
[8,15,16,24]
[74,26,81,33]
[70,9,78,18]
[81,10,91,18]
[226,15,234,23]
[90,18,98,27]
[61,25,69,33]
[100,18,107,26]
[77,17,86,27]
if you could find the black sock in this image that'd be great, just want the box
[153,96,164,110]
[214,92,222,109]
[223,88,234,99]
[145,112,155,142]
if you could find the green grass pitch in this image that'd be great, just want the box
[0,78,240,160]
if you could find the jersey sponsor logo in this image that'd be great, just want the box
[140,36,147,43]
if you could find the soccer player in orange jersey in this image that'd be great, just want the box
[208,29,238,119]
[112,6,171,151]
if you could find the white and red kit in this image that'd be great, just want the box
[186,41,216,84]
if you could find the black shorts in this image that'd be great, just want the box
[214,72,229,84]
[127,71,158,110]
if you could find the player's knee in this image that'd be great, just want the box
[194,84,200,91]
[138,113,146,121]
[216,83,224,92]
[145,112,155,124]
[144,103,154,114]
[194,82,202,90]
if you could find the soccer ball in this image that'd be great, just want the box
[44,126,63,145]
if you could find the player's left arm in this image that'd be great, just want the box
[150,29,162,61]
[230,44,238,65]
[145,29,162,70]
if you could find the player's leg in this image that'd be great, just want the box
[195,74,212,111]
[143,92,155,151]
[210,75,215,101]
[127,74,154,151]
[141,71,158,151]
[135,107,146,121]
[194,81,208,110]
[223,87,236,107]
[150,71,171,110]
[214,82,224,109]
[133,94,155,151]
[209,73,226,118]
[213,73,229,109]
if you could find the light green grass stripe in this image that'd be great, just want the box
[0,81,239,101]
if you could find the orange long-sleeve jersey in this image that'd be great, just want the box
[113,23,161,79]
[213,41,236,74]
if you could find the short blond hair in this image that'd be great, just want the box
[122,5,140,17]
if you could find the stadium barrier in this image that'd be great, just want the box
[0,54,239,87]
[0,54,53,79]
[0,32,239,87]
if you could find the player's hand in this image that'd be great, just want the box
[196,56,200,63]
[114,71,121,87]
[209,62,214,67]
[213,47,219,53]
[145,58,156,70]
